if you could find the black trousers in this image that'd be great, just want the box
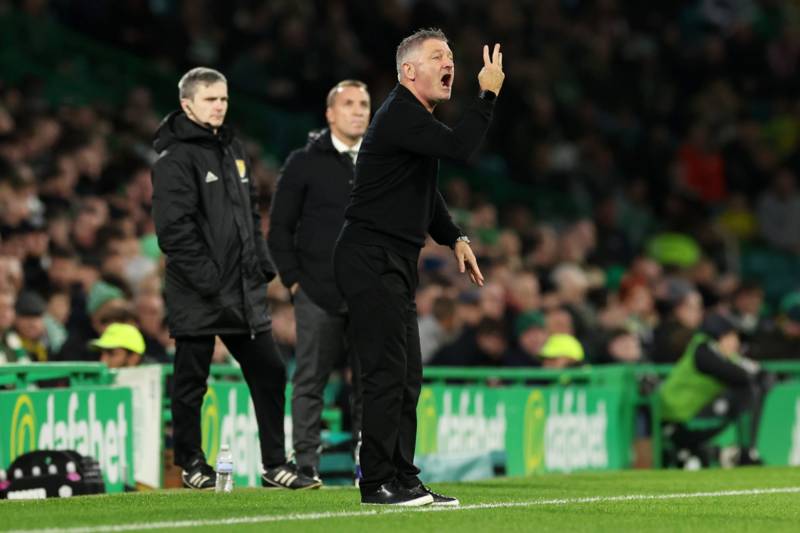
[171,331,287,470]
[334,241,422,494]
[670,381,769,452]
[292,287,362,469]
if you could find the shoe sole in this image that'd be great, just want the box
[181,480,215,491]
[432,499,460,506]
[262,478,322,490]
[361,494,434,506]
[181,476,216,490]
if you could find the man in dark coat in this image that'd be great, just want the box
[152,67,316,490]
[268,80,369,484]
[333,29,505,506]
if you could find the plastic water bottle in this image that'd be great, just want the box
[215,444,234,493]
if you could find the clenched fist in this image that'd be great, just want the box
[478,43,505,96]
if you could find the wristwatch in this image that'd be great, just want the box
[455,235,471,245]
[479,90,497,102]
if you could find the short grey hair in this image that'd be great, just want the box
[178,67,227,100]
[396,28,448,81]
[326,80,369,108]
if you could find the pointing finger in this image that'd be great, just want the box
[467,256,484,285]
[492,43,501,65]
[498,52,503,69]
[483,44,490,66]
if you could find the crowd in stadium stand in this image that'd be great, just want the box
[3,0,800,370]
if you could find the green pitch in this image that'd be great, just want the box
[2,467,800,532]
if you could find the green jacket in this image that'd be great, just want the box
[658,333,725,422]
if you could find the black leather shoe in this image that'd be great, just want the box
[261,463,321,490]
[361,480,433,506]
[180,458,216,490]
[406,483,460,506]
[738,448,764,466]
[299,465,323,486]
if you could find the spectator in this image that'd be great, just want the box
[90,322,146,368]
[652,282,704,363]
[551,263,596,340]
[57,279,129,362]
[601,328,643,364]
[470,318,512,367]
[505,311,547,367]
[133,291,170,363]
[538,334,584,369]
[419,295,460,364]
[729,281,766,341]
[617,274,657,354]
[749,293,800,361]
[506,271,540,315]
[756,169,800,254]
[13,291,50,362]
[0,289,27,364]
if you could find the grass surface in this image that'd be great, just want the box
[2,467,800,532]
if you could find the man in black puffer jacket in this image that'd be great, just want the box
[268,80,369,485]
[152,67,317,491]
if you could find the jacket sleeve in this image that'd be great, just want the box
[694,343,757,386]
[389,96,494,162]
[151,154,221,297]
[428,190,462,248]
[267,151,305,288]
[246,154,277,283]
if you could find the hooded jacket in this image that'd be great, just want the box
[268,129,354,313]
[151,111,276,337]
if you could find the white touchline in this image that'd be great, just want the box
[7,487,800,533]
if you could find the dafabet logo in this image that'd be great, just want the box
[200,385,262,487]
[6,391,130,484]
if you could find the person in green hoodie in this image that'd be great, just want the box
[659,312,771,466]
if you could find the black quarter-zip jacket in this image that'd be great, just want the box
[340,84,495,259]
[151,111,276,337]
[268,129,355,313]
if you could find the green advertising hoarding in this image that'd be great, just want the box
[200,381,291,488]
[196,378,799,483]
[417,385,634,474]
[0,387,134,492]
[757,382,800,466]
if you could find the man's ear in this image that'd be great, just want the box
[180,98,193,117]
[403,62,415,81]
[325,106,334,126]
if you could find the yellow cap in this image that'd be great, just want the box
[540,334,584,362]
[90,323,146,355]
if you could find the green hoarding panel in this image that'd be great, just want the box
[200,382,291,488]
[756,381,800,466]
[0,387,134,492]
[416,385,634,475]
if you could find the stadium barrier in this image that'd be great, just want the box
[0,364,133,492]
[2,361,800,489]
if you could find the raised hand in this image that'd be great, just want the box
[478,43,505,96]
